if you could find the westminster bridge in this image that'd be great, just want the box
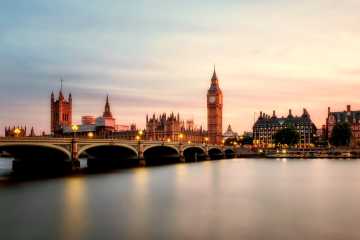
[0,137,239,172]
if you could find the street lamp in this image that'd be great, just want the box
[204,137,209,143]
[179,133,184,143]
[87,132,94,138]
[188,140,192,144]
[167,138,171,143]
[13,128,21,137]
[71,124,79,138]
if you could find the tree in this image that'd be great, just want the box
[330,122,352,146]
[242,135,253,145]
[273,127,300,145]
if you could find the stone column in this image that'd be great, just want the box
[71,138,80,170]
[138,143,146,166]
[205,144,210,160]
[233,145,238,158]
[179,143,185,162]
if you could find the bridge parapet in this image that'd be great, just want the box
[0,137,231,170]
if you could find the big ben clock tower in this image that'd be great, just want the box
[207,67,223,144]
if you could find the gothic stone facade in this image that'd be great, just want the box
[326,105,360,145]
[253,109,316,147]
[51,89,72,135]
[145,113,206,143]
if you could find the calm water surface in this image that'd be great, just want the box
[1,157,360,239]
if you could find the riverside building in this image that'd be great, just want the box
[326,105,360,145]
[253,109,316,148]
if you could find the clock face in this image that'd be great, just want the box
[209,96,216,104]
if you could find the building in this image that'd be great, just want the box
[145,113,206,143]
[51,86,72,135]
[253,109,316,147]
[61,95,135,138]
[95,95,116,135]
[81,116,96,125]
[326,105,360,145]
[223,125,238,140]
[207,67,223,144]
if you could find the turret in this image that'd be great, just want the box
[288,109,293,117]
[347,105,351,112]
[272,110,276,118]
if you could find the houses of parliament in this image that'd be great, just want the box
[45,68,224,144]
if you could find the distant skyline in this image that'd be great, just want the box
[1,0,360,135]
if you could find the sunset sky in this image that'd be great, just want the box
[1,0,360,135]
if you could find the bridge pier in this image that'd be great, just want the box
[179,144,185,163]
[204,145,210,160]
[138,143,146,166]
[233,146,238,158]
[71,138,80,170]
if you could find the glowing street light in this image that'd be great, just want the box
[136,135,141,141]
[71,124,79,138]
[167,138,171,143]
[138,130,144,136]
[87,132,94,138]
[204,137,209,143]
[187,140,192,144]
[14,128,21,137]
[71,124,79,132]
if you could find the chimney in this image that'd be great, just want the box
[289,109,292,116]
[347,105,351,112]
[328,107,330,116]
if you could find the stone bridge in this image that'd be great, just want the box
[0,137,239,172]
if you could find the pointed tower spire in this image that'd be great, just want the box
[59,78,64,100]
[211,65,218,84]
[103,95,113,118]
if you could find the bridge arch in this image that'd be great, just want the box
[143,144,180,165]
[208,147,224,160]
[224,148,235,159]
[77,143,138,158]
[183,146,207,162]
[0,142,71,159]
[77,143,139,169]
[143,144,180,155]
[0,143,72,173]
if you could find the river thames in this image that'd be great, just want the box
[1,157,360,239]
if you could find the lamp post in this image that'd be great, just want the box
[71,124,80,170]
[71,124,79,138]
[178,133,185,162]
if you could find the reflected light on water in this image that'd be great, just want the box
[61,177,88,240]
[133,167,149,191]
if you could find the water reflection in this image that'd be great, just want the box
[1,158,360,239]
[61,176,88,240]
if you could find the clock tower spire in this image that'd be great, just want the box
[207,66,223,144]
